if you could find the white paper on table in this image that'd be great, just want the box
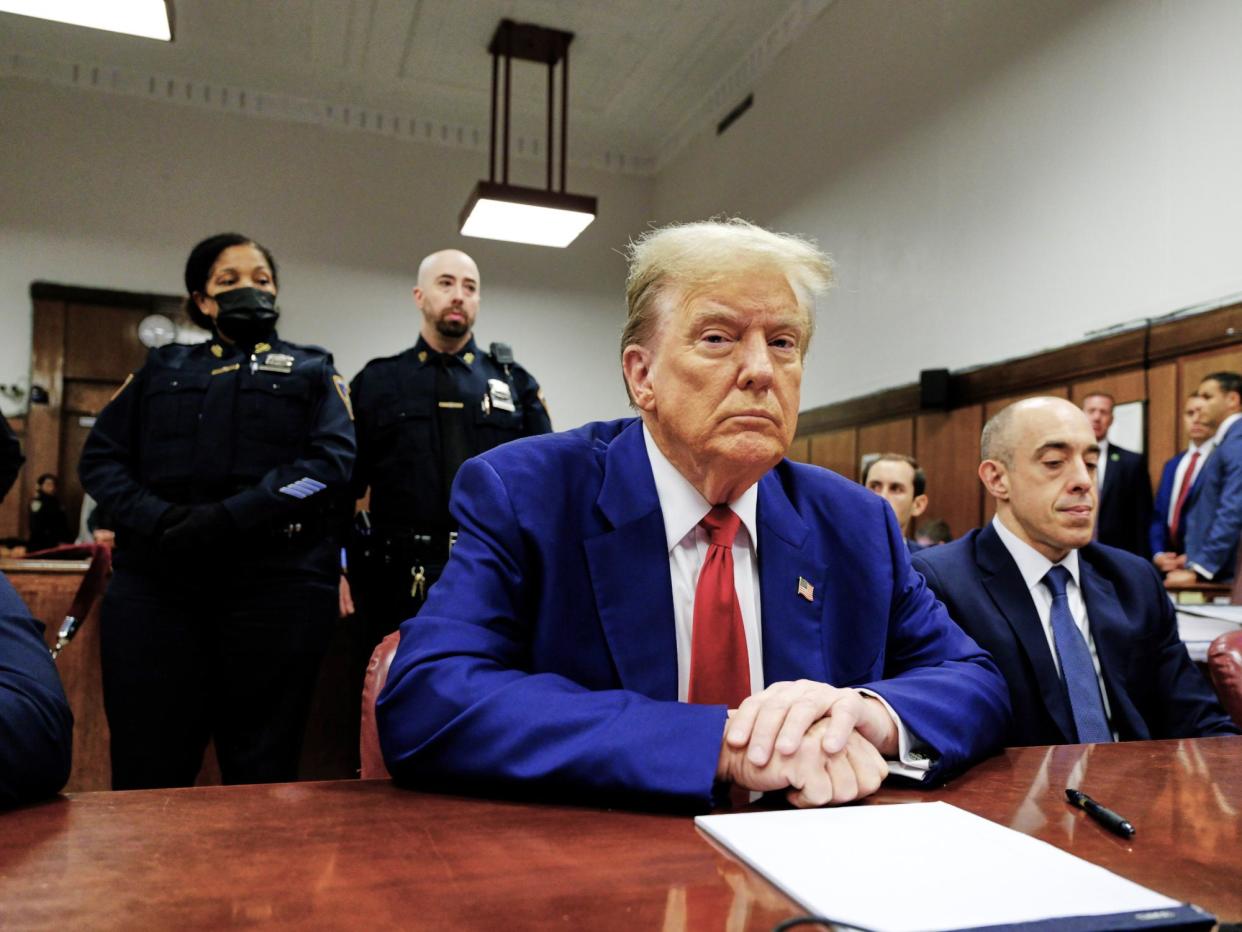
[695,802,1184,932]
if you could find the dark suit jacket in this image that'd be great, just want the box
[377,418,1011,808]
[1,571,73,807]
[913,524,1237,747]
[1184,418,1242,580]
[1096,442,1153,558]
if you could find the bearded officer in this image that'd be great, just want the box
[346,249,551,657]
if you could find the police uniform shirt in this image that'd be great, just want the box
[349,335,551,531]
[79,336,356,561]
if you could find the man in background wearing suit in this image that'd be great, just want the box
[913,397,1235,746]
[378,219,1010,809]
[1082,392,1152,557]
[1167,371,1242,585]
[1,571,73,807]
[862,453,929,552]
[1150,394,1214,570]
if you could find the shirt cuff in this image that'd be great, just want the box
[1188,562,1214,581]
[856,688,933,781]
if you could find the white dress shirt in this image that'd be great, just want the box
[1095,438,1110,495]
[991,516,1117,738]
[642,425,928,777]
[1164,438,1212,535]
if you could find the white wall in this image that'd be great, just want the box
[654,0,1242,410]
[0,78,651,426]
[8,1,1242,425]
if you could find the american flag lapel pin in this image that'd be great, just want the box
[797,576,814,602]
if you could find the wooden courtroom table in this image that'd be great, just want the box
[2,736,1239,930]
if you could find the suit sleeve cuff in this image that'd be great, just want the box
[1189,562,1214,581]
[856,688,933,781]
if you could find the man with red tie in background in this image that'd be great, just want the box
[1150,395,1214,571]
[377,219,1009,809]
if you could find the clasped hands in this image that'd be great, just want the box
[715,680,898,808]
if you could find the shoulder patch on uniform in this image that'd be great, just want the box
[279,477,327,499]
[332,374,354,421]
[110,372,135,401]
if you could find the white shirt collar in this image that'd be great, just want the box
[991,515,1080,592]
[1214,412,1242,444]
[642,423,759,553]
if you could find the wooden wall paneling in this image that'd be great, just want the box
[62,382,120,417]
[27,299,67,541]
[857,417,914,466]
[915,405,984,539]
[786,437,810,463]
[1180,347,1242,411]
[808,428,857,480]
[1069,368,1146,405]
[798,306,1242,438]
[982,385,1071,421]
[63,304,149,381]
[1146,362,1178,490]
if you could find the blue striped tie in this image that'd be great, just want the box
[1042,566,1112,743]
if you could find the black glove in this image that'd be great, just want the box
[154,505,192,536]
[159,504,235,553]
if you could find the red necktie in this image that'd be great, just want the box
[688,505,751,708]
[1169,450,1200,546]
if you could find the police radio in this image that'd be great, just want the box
[489,342,514,375]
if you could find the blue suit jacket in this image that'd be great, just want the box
[377,419,1010,808]
[1149,451,1184,556]
[913,524,1237,747]
[1,571,73,807]
[1185,418,1242,580]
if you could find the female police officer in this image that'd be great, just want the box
[80,233,355,789]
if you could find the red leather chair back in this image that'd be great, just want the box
[1207,630,1242,727]
[359,632,401,780]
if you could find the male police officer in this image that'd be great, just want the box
[347,249,551,651]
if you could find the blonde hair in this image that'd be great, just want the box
[621,218,834,362]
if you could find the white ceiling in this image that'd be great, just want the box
[0,0,832,174]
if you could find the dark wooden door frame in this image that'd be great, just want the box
[26,282,182,539]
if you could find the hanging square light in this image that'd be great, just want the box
[459,20,597,249]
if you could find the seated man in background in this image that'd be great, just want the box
[378,219,1010,810]
[915,518,952,547]
[1,571,73,807]
[1167,371,1242,585]
[862,453,929,552]
[913,397,1236,747]
[1082,392,1152,557]
[1150,394,1214,571]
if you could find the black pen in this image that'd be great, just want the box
[1066,788,1135,838]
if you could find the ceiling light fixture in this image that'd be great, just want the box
[0,0,173,41]
[459,19,597,249]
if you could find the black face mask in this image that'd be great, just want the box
[213,287,279,347]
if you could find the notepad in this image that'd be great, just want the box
[695,802,1214,931]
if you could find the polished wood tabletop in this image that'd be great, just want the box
[2,736,1239,930]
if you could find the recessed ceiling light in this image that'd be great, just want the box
[0,1,173,41]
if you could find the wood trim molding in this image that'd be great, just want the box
[30,281,182,314]
[797,302,1242,437]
